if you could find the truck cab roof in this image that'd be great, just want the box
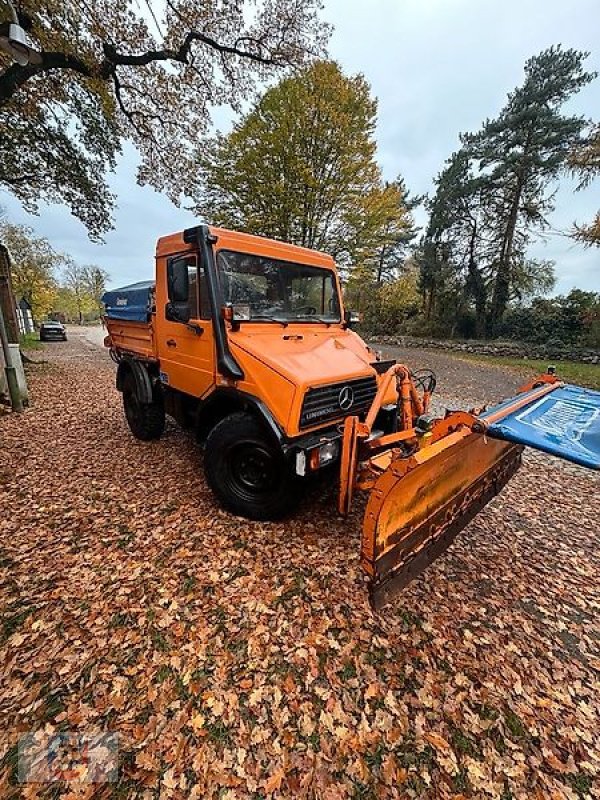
[156,225,336,270]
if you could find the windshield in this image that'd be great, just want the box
[216,250,341,323]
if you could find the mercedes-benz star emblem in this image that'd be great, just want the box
[338,385,354,411]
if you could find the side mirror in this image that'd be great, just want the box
[167,258,189,304]
[344,310,361,329]
[221,303,249,331]
[165,302,190,323]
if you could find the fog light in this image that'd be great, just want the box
[308,440,340,471]
[318,440,339,465]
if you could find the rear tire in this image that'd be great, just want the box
[204,412,298,520]
[122,371,165,441]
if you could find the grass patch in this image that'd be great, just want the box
[364,743,386,770]
[489,728,507,755]
[1,742,19,785]
[1,601,34,643]
[395,738,436,771]
[205,720,231,746]
[452,769,471,794]
[41,690,67,722]
[19,332,43,351]
[565,772,592,798]
[458,354,600,390]
[504,708,528,740]
[475,702,500,721]
[450,725,480,758]
[150,629,170,653]
[350,781,377,800]
[109,611,135,629]
[338,660,357,681]
[156,664,172,683]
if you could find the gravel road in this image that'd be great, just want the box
[377,343,525,410]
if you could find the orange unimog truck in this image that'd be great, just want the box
[103,225,399,518]
[103,224,600,608]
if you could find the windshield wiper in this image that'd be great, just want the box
[251,315,289,327]
[291,316,337,325]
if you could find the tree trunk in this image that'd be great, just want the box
[376,244,387,284]
[489,158,528,334]
[466,223,487,338]
[425,281,435,321]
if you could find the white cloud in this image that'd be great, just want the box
[326,0,600,292]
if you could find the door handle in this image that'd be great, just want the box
[166,339,177,348]
[186,322,204,336]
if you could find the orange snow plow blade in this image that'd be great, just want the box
[341,363,598,609]
[361,431,523,610]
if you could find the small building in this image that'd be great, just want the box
[17,297,34,335]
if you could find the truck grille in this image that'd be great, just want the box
[300,375,378,429]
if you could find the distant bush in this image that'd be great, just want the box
[497,290,600,348]
[360,287,599,349]
[348,269,421,336]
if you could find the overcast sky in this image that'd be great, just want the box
[1,0,599,293]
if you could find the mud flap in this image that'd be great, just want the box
[361,432,523,610]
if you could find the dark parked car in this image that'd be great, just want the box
[39,321,67,342]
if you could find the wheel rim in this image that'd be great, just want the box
[226,442,279,498]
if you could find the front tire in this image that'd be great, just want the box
[204,412,298,520]
[122,371,165,441]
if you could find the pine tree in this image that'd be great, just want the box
[463,46,595,331]
[569,123,600,246]
[421,150,492,337]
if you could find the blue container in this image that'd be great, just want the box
[102,280,155,322]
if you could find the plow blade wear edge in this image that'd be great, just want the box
[362,433,523,610]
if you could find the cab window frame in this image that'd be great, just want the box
[166,251,211,321]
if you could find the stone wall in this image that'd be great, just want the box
[368,334,600,365]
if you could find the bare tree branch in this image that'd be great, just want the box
[0,29,286,109]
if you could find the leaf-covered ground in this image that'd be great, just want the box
[1,330,599,799]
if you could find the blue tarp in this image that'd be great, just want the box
[484,384,600,470]
[102,280,155,322]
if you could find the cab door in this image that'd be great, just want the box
[158,252,215,397]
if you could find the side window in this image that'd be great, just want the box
[198,264,211,320]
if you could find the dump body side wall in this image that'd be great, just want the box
[104,317,157,362]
